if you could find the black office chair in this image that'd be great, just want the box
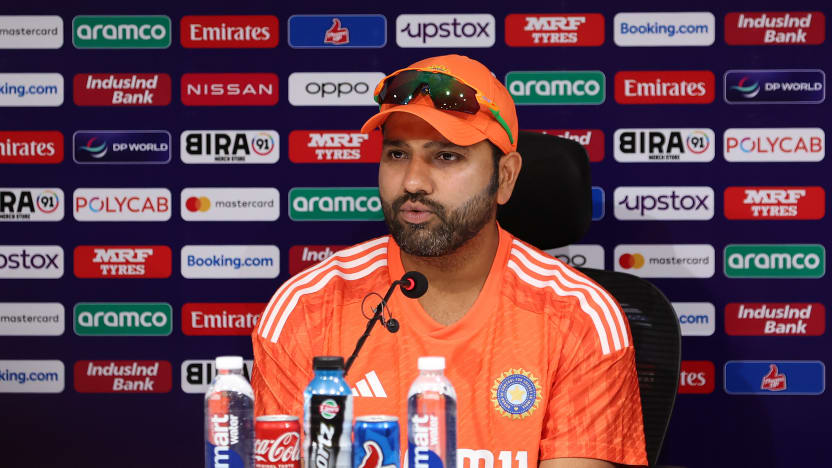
[497,131,681,467]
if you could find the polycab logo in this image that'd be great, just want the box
[0,303,65,336]
[724,244,825,279]
[74,303,172,336]
[396,14,495,48]
[181,73,278,106]
[505,14,604,47]
[73,188,171,221]
[725,70,825,104]
[288,130,382,163]
[0,188,63,222]
[181,188,279,221]
[614,128,715,163]
[73,73,171,106]
[289,187,383,221]
[527,129,604,162]
[678,361,715,394]
[181,130,279,165]
[725,302,825,336]
[724,186,825,220]
[288,15,387,48]
[74,360,172,393]
[614,244,715,278]
[724,361,825,395]
[672,302,715,336]
[182,303,265,336]
[0,246,63,279]
[73,131,171,164]
[288,245,347,274]
[73,245,172,279]
[181,15,279,48]
[614,12,715,47]
[0,131,63,164]
[0,360,64,393]
[181,245,280,279]
[0,16,63,49]
[0,73,63,107]
[288,72,385,106]
[723,128,824,162]
[725,12,825,45]
[181,359,253,394]
[591,187,604,221]
[614,186,714,221]
[615,70,715,104]
[72,15,171,49]
[543,244,605,269]
[506,71,605,105]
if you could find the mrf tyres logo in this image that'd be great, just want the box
[74,303,172,336]
[725,12,825,45]
[725,302,825,336]
[288,72,385,106]
[725,70,825,104]
[0,188,63,221]
[289,187,382,221]
[724,186,825,220]
[73,15,171,48]
[725,244,825,278]
[181,130,278,164]
[73,245,172,278]
[74,360,172,393]
[396,14,495,48]
[614,186,713,221]
[614,128,714,162]
[506,71,605,105]
[288,130,381,163]
[505,14,604,47]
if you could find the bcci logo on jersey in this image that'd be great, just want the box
[491,369,541,419]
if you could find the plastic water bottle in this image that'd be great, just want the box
[205,355,255,468]
[304,356,353,468]
[407,356,457,468]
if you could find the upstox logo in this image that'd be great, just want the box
[73,16,171,49]
[74,303,172,336]
[724,244,825,278]
[289,187,383,221]
[506,71,605,105]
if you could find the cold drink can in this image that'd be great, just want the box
[255,415,301,468]
[352,415,400,468]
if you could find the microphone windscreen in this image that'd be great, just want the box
[400,271,428,298]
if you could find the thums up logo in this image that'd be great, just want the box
[289,188,382,221]
[725,244,825,278]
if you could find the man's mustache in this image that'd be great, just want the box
[391,192,447,223]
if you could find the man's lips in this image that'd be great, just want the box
[399,202,434,223]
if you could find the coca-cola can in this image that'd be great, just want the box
[255,415,301,468]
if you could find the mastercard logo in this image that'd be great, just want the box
[185,196,211,212]
[618,253,645,269]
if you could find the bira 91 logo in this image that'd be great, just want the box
[181,73,278,106]
[396,14,495,48]
[181,130,279,164]
[614,244,715,278]
[725,12,825,45]
[288,245,347,274]
[73,245,172,278]
[615,71,715,104]
[289,188,382,221]
[180,187,279,222]
[74,360,172,393]
[181,359,253,393]
[506,71,605,105]
[724,186,825,220]
[288,15,387,48]
[181,303,265,336]
[724,361,825,395]
[73,188,171,221]
[724,70,825,104]
[526,129,604,162]
[181,15,279,48]
[73,73,171,106]
[74,303,172,336]
[72,15,171,49]
[288,72,385,106]
[0,188,63,221]
[678,361,715,394]
[725,302,825,336]
[288,130,382,163]
[723,128,824,162]
[0,131,63,164]
[614,128,715,162]
[505,14,604,47]
[724,244,825,278]
[73,131,171,164]
[614,186,714,221]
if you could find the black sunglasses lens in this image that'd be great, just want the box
[424,74,480,114]
[378,70,425,105]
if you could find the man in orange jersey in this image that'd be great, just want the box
[252,55,647,468]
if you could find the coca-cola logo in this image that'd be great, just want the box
[255,431,301,463]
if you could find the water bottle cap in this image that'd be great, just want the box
[417,356,445,371]
[215,355,244,370]
[313,356,345,370]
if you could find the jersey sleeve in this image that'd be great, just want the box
[539,300,647,466]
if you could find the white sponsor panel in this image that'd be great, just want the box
[0,245,63,278]
[181,245,280,279]
[73,188,171,221]
[0,188,64,221]
[614,244,715,278]
[180,130,279,164]
[0,303,65,336]
[0,16,63,49]
[614,128,715,162]
[724,128,825,162]
[614,12,715,46]
[396,14,495,48]
[0,73,64,106]
[288,72,385,106]
[544,244,605,269]
[672,302,715,336]
[180,359,253,393]
[0,360,64,393]
[614,186,714,220]
[181,188,279,221]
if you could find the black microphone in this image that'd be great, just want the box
[344,271,428,375]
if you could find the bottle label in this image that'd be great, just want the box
[308,394,349,468]
[206,412,250,468]
[408,392,446,468]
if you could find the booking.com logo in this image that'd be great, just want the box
[185,196,211,212]
[730,77,760,98]
[619,253,645,269]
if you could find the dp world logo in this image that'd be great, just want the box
[730,76,761,98]
[724,244,825,278]
[79,137,106,158]
[289,187,382,221]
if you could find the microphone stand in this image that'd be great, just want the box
[343,282,399,376]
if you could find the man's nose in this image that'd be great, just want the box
[401,154,433,195]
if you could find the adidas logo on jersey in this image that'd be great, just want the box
[350,370,387,398]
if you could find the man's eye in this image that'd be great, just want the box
[386,150,407,160]
[437,152,459,161]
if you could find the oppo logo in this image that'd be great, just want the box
[289,73,384,106]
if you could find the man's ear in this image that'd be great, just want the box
[496,151,522,205]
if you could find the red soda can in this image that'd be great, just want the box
[255,415,301,468]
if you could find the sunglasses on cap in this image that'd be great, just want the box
[373,66,514,145]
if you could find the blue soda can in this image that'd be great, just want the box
[352,415,401,468]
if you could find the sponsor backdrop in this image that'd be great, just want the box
[0,0,829,467]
